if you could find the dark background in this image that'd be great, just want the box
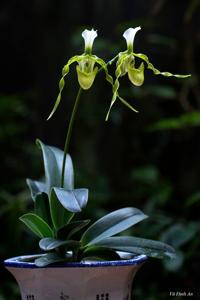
[1,0,200,299]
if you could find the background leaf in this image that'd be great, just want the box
[161,223,199,248]
[148,112,200,131]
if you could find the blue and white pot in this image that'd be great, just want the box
[4,254,147,300]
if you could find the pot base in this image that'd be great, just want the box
[5,254,147,300]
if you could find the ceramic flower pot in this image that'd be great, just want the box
[4,254,147,300]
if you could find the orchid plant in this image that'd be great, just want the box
[20,27,190,267]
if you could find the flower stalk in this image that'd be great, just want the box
[61,87,82,188]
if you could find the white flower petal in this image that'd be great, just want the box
[123,27,141,50]
[82,29,98,52]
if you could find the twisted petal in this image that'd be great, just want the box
[133,52,191,78]
[105,53,139,121]
[47,55,84,120]
[82,29,98,53]
[123,27,141,51]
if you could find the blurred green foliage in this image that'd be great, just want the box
[0,0,200,299]
[149,111,200,130]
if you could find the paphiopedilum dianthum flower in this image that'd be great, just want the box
[76,29,98,90]
[105,26,191,120]
[47,29,112,120]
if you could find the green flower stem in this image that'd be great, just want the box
[61,87,83,188]
[97,55,119,73]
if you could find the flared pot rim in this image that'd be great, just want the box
[4,253,148,269]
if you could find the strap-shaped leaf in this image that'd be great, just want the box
[47,55,82,120]
[133,52,191,78]
[19,213,53,238]
[57,220,90,240]
[36,139,74,194]
[35,253,67,267]
[53,187,88,212]
[81,246,120,261]
[81,207,148,246]
[36,139,59,193]
[50,189,74,229]
[35,193,52,227]
[49,145,74,190]
[26,178,47,201]
[39,237,80,251]
[94,236,176,259]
